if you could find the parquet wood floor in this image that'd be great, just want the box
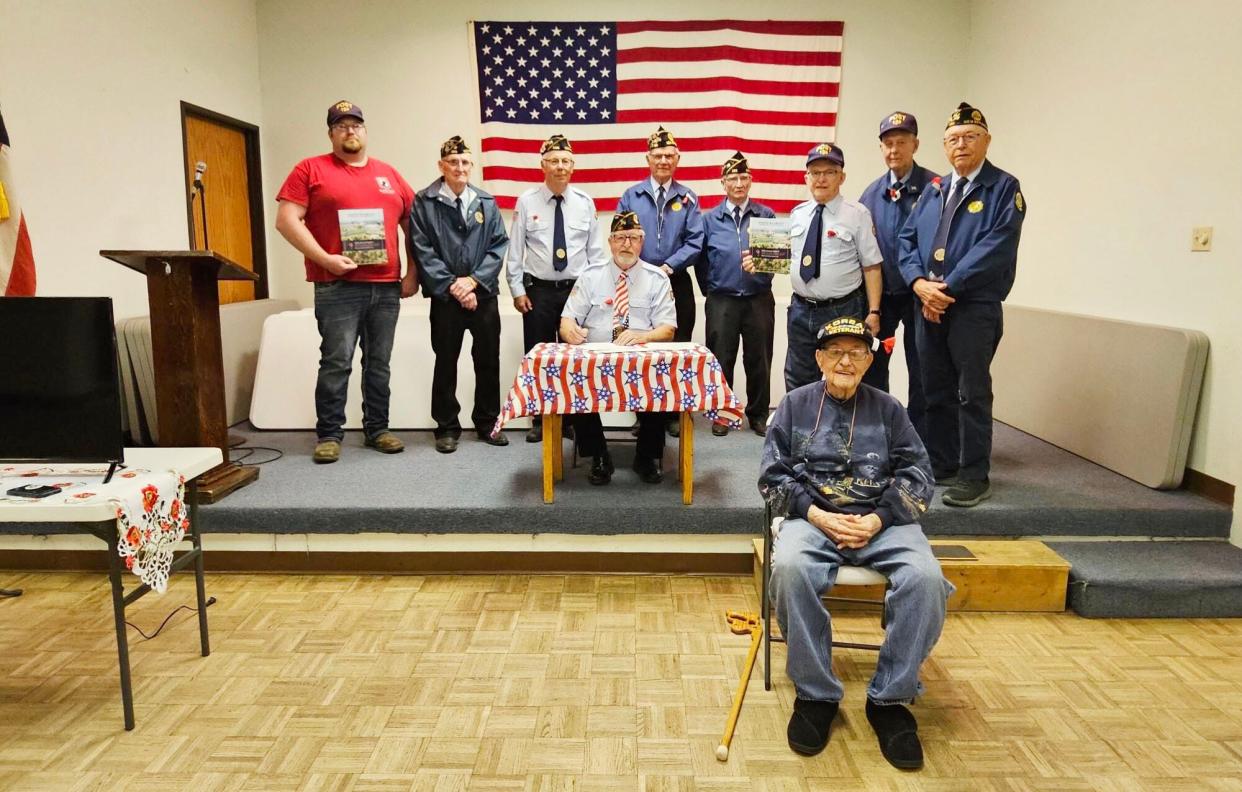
[2,571,1242,791]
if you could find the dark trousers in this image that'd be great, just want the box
[429,295,501,438]
[784,289,866,392]
[704,291,775,425]
[523,280,574,427]
[669,269,696,342]
[861,290,927,437]
[313,281,400,441]
[916,300,1004,481]
[574,412,665,460]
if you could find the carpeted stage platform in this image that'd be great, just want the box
[201,421,1231,540]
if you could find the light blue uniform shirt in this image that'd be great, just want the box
[504,184,607,297]
[562,259,677,342]
[788,194,883,300]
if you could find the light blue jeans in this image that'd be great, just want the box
[770,518,954,704]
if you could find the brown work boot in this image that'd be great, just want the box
[313,438,341,464]
[364,432,405,454]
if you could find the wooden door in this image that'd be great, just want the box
[185,115,255,304]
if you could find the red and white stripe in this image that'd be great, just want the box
[495,343,745,435]
[478,20,842,213]
[0,137,36,297]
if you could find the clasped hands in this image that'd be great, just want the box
[807,504,883,550]
[913,278,955,324]
[449,276,478,310]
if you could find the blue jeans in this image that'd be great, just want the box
[313,281,400,441]
[770,518,954,703]
[784,289,866,392]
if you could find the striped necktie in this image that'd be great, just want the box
[612,271,630,338]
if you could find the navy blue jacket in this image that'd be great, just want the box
[616,179,705,274]
[409,179,509,299]
[700,199,776,297]
[858,163,938,295]
[897,160,1026,302]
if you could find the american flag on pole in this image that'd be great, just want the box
[470,20,843,213]
[0,109,36,296]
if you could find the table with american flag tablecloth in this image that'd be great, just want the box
[492,342,746,504]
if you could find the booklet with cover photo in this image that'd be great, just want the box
[338,208,386,265]
[747,218,791,274]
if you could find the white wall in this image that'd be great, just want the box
[256,0,972,306]
[0,0,264,319]
[967,0,1241,537]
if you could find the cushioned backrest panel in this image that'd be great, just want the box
[220,299,299,425]
[992,305,1208,489]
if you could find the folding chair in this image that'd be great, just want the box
[760,493,890,691]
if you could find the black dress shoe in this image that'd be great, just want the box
[588,451,614,485]
[787,698,839,756]
[632,456,663,484]
[866,699,923,769]
[666,418,681,438]
[478,430,509,447]
[434,435,458,454]
[526,422,542,443]
[711,423,728,437]
[562,424,575,441]
[749,420,767,437]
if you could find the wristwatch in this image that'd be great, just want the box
[868,309,881,316]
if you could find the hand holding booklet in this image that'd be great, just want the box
[747,218,791,274]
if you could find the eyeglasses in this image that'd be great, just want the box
[819,348,871,362]
[610,233,644,245]
[648,153,677,162]
[807,168,841,179]
[542,157,574,167]
[331,123,365,133]
[943,133,983,147]
[722,174,752,185]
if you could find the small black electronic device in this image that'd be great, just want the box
[6,483,62,499]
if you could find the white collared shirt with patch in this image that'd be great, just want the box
[788,194,883,300]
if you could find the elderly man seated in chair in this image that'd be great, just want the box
[759,316,952,769]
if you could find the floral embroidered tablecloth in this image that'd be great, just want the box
[493,342,745,435]
[0,464,190,592]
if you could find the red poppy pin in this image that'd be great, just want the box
[604,298,614,305]
[826,230,837,238]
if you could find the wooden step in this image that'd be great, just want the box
[752,538,1070,612]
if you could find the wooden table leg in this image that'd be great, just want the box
[542,415,556,503]
[552,414,564,481]
[680,411,694,505]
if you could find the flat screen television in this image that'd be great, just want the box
[0,297,125,475]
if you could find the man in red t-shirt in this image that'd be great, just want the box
[275,100,417,464]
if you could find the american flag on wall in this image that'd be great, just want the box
[470,19,843,213]
[0,109,36,296]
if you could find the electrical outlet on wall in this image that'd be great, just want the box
[1191,227,1213,252]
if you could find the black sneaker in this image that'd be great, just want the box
[943,477,991,507]
[632,456,663,484]
[865,699,923,769]
[787,698,839,756]
[588,451,614,485]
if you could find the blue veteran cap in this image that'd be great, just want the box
[806,143,844,168]
[879,111,918,138]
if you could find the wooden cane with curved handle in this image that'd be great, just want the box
[717,611,762,761]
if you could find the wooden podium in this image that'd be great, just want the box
[100,250,260,502]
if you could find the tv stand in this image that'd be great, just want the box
[103,460,125,485]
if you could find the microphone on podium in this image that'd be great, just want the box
[193,161,207,189]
